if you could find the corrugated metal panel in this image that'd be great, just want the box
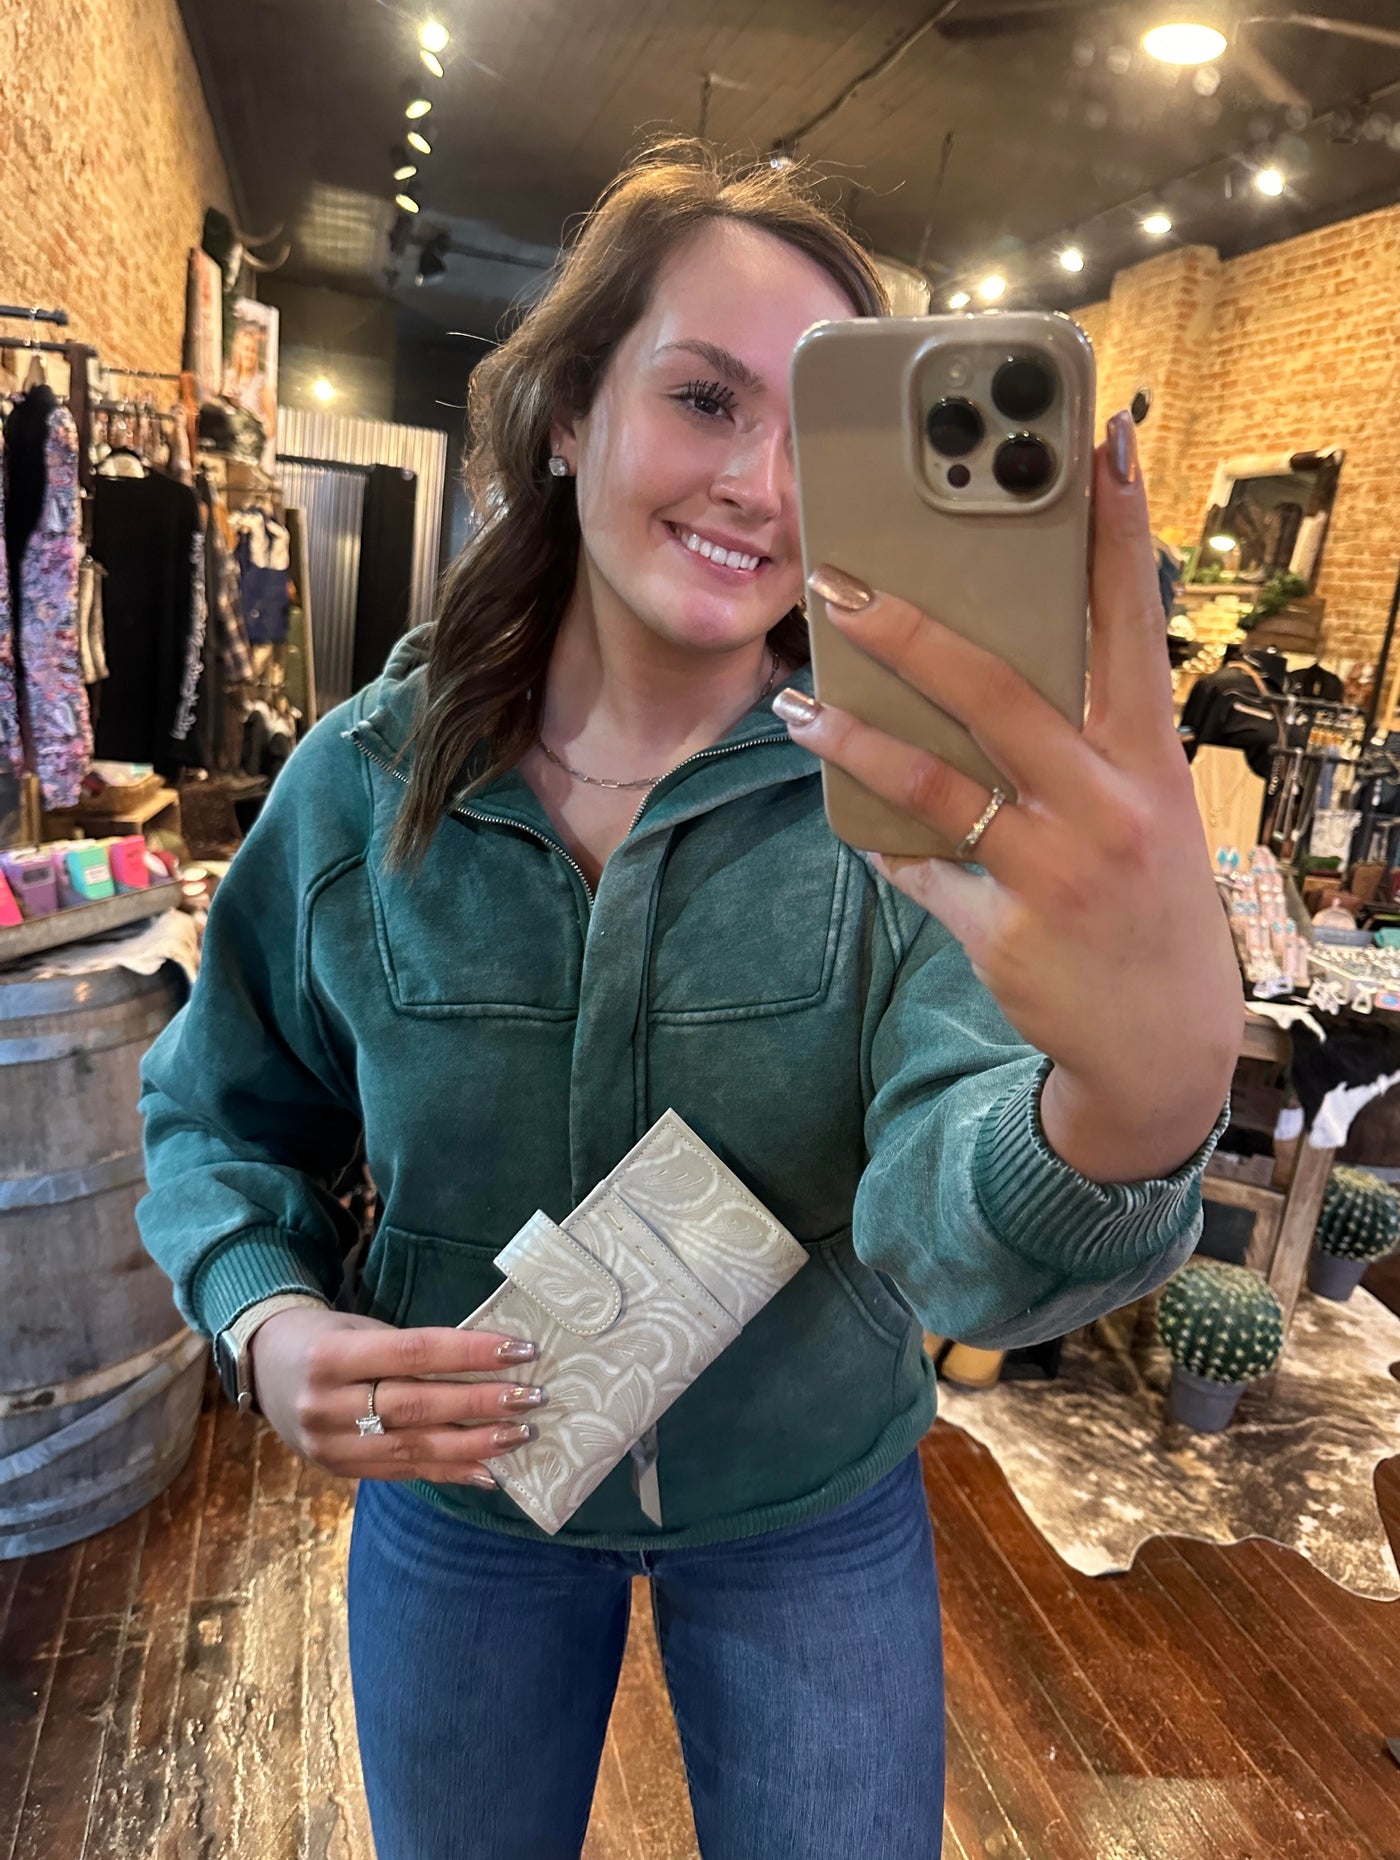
[277,407,448,633]
[279,461,366,716]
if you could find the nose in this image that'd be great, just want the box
[712,422,789,525]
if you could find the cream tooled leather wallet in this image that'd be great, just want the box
[435,1109,807,1535]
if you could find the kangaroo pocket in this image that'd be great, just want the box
[362,1224,506,1329]
[650,1228,925,1532]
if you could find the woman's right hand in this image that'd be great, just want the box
[249,1306,544,1487]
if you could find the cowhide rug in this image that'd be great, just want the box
[934,1286,1400,1600]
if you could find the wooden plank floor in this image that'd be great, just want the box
[4,1363,1400,1859]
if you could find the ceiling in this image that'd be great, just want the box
[179,0,1400,337]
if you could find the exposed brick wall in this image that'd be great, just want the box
[1070,206,1400,662]
[0,0,231,373]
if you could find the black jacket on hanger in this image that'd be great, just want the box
[3,383,58,609]
[1180,662,1286,778]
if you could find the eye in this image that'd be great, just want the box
[674,378,737,421]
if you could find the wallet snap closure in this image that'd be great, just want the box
[495,1212,623,1335]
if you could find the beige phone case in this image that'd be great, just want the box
[790,312,1096,858]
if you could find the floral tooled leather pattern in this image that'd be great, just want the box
[446,1110,807,1534]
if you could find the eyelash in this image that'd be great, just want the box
[675,378,737,421]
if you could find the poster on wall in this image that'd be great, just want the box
[184,249,223,402]
[223,298,280,475]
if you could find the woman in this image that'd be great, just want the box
[138,141,1240,1859]
[221,320,278,465]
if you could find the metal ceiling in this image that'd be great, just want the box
[179,1,1400,334]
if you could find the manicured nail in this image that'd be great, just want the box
[807,563,873,610]
[772,687,821,729]
[494,1339,537,1363]
[501,1385,547,1411]
[492,1422,535,1449]
[467,1470,497,1489]
[1108,411,1138,486]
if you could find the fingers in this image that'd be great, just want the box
[1085,414,1180,751]
[355,1420,536,1483]
[322,1324,539,1384]
[868,850,1000,953]
[806,565,1099,812]
[772,687,1032,880]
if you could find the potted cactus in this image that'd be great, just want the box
[1157,1260,1284,1432]
[1309,1165,1400,1301]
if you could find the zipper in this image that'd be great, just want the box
[350,725,788,904]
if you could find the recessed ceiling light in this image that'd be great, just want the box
[1142,22,1229,66]
[1059,246,1086,272]
[393,162,417,181]
[948,291,971,309]
[419,19,449,54]
[978,274,1007,302]
[311,376,336,404]
[405,98,432,119]
[395,192,421,213]
[1142,211,1173,236]
[406,131,432,155]
[1256,166,1285,196]
[420,50,444,77]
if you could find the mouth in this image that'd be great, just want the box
[664,521,770,578]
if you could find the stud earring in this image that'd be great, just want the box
[548,455,570,478]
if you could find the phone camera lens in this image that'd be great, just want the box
[926,397,984,458]
[993,433,1055,496]
[947,463,971,488]
[991,356,1056,423]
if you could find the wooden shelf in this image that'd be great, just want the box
[43,787,180,839]
[0,883,181,968]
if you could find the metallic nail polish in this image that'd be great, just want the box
[502,1385,547,1411]
[492,1421,535,1449]
[1108,412,1138,486]
[807,563,873,610]
[494,1339,537,1363]
[467,1470,497,1489]
[771,686,821,728]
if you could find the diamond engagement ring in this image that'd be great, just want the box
[954,787,1009,863]
[356,1380,386,1436]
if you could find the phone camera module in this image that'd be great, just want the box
[993,432,1056,496]
[926,396,983,458]
[991,356,1056,423]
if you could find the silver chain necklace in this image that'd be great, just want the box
[537,647,783,792]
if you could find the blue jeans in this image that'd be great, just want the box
[347,1452,945,1860]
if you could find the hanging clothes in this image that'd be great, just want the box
[91,470,210,775]
[0,388,92,806]
[231,505,291,644]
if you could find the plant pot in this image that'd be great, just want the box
[1308,1250,1370,1302]
[1166,1363,1245,1432]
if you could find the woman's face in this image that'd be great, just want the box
[233,328,259,375]
[554,219,855,657]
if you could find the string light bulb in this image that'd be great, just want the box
[1142,210,1173,236]
[948,291,971,309]
[419,20,449,53]
[393,162,417,181]
[977,274,1007,302]
[406,130,432,155]
[420,50,444,77]
[1256,166,1285,196]
[405,98,432,119]
[1142,22,1229,65]
[1059,246,1086,272]
[311,377,336,404]
[395,192,421,214]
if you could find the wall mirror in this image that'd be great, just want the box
[1186,448,1345,591]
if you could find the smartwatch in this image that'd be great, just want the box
[213,1293,331,1413]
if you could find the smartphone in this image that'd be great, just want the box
[791,311,1096,858]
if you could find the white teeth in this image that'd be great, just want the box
[679,527,760,572]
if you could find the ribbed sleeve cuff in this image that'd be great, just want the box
[190,1226,336,1340]
[972,1057,1230,1278]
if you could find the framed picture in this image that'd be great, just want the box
[184,248,223,402]
[223,298,280,474]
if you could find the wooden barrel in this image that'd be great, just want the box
[0,965,207,1558]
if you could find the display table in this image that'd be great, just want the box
[1200,1012,1337,1357]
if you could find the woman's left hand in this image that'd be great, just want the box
[775,411,1242,1185]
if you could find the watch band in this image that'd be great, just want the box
[215,1292,330,1414]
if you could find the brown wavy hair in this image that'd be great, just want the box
[389,135,889,863]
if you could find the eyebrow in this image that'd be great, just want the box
[655,339,766,395]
